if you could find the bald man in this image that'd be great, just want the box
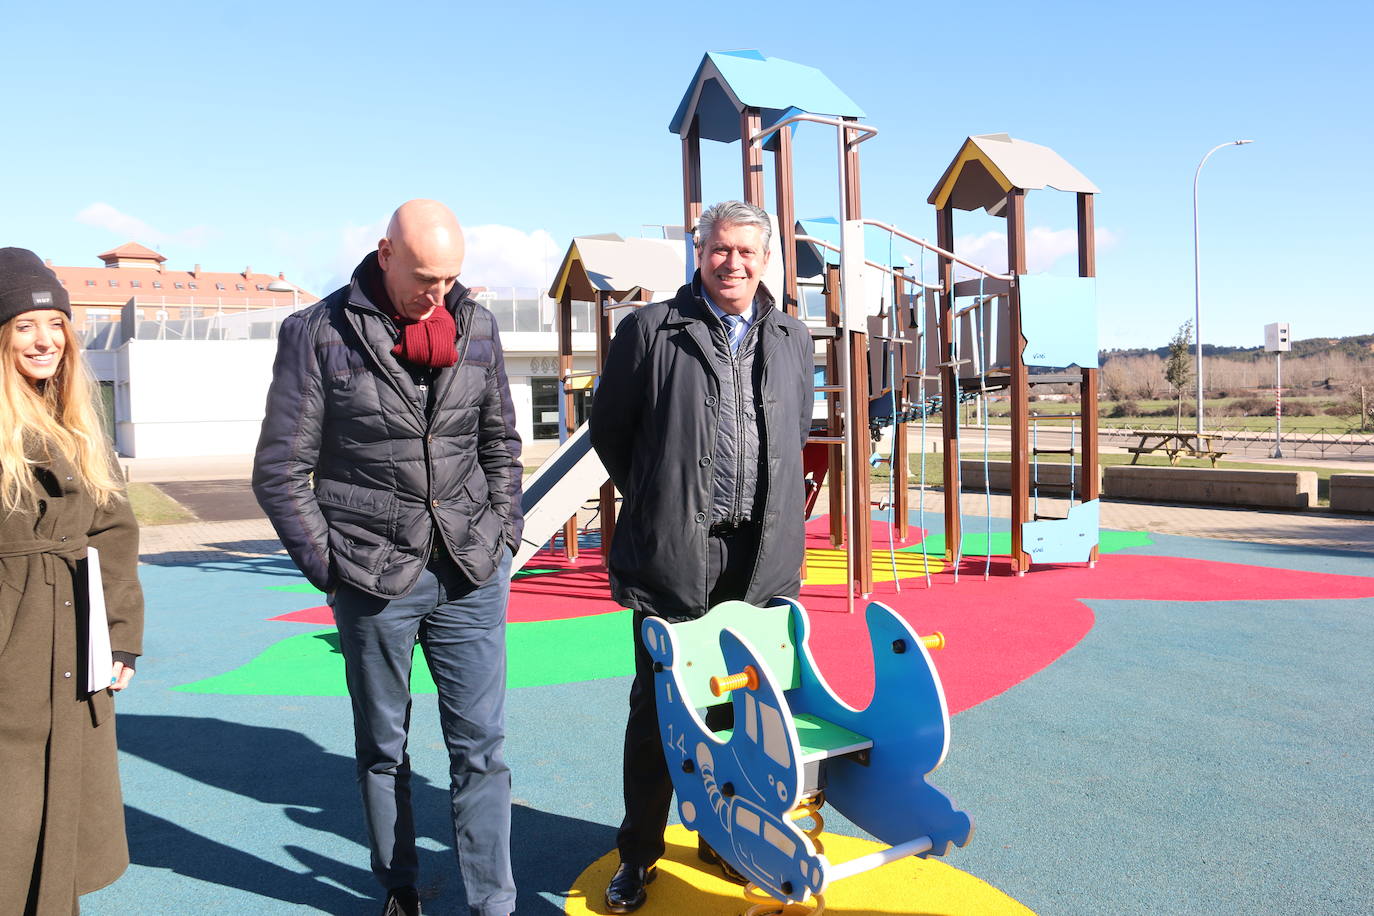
[254,200,523,916]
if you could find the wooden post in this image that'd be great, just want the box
[740,109,766,207]
[682,119,703,258]
[935,206,960,563]
[1078,191,1101,565]
[772,125,799,317]
[558,285,579,560]
[595,290,617,564]
[840,118,872,596]
[1006,189,1031,574]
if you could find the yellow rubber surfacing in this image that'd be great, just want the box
[802,548,944,586]
[565,825,1035,915]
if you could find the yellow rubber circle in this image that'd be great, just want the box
[564,825,1035,915]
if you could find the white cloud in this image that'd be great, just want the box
[951,225,1118,278]
[74,202,218,251]
[75,202,160,241]
[460,224,562,293]
[292,220,565,300]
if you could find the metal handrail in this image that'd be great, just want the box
[794,236,943,292]
[863,220,1013,282]
[750,112,879,149]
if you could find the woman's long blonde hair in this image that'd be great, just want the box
[0,314,123,513]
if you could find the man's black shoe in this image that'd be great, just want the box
[382,886,421,916]
[604,862,657,914]
[697,837,748,885]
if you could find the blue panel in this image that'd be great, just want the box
[786,599,974,854]
[646,597,973,901]
[1021,498,1100,565]
[1018,274,1098,368]
[671,51,865,139]
[642,614,824,904]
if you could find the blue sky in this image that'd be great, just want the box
[4,0,1370,350]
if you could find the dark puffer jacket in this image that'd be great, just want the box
[590,276,813,620]
[253,256,524,599]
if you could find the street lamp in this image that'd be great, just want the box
[267,280,300,310]
[1193,139,1253,441]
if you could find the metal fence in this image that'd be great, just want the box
[1100,424,1374,460]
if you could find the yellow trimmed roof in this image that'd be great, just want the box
[549,235,686,303]
[928,134,1098,214]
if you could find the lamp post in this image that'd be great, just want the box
[1192,139,1253,441]
[267,280,300,310]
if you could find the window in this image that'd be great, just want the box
[152,281,162,289]
[130,280,141,288]
[174,282,184,289]
[530,378,561,440]
[255,284,265,291]
[86,280,96,287]
[235,283,245,291]
[108,279,119,287]
[188,282,198,289]
[215,282,226,290]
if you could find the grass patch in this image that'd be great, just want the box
[128,482,197,526]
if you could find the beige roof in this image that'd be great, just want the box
[549,235,686,302]
[928,133,1098,214]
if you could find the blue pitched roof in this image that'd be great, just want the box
[670,50,865,144]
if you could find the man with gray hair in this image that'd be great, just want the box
[590,199,814,912]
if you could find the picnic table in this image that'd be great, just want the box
[1126,432,1228,466]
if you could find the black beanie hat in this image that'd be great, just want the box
[0,247,72,326]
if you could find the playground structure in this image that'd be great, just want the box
[529,49,1101,590]
[642,597,972,914]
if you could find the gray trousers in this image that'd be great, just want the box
[333,548,515,916]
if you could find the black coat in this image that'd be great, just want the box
[590,278,813,620]
[253,258,524,599]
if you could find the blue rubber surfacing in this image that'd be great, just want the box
[84,525,1374,914]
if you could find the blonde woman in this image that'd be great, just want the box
[0,248,144,916]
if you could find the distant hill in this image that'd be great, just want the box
[1101,334,1374,363]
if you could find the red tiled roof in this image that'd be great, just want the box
[52,244,318,308]
[97,241,166,263]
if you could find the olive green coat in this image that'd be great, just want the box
[0,452,144,916]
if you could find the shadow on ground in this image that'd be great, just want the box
[139,550,298,574]
[118,714,607,914]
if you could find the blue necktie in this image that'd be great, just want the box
[723,313,746,354]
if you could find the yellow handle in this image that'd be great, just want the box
[710,665,760,697]
[921,632,946,651]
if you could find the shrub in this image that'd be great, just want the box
[1107,399,1139,418]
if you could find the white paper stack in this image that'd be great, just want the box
[84,546,114,694]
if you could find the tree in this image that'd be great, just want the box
[1164,320,1194,432]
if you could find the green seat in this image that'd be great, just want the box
[715,713,872,764]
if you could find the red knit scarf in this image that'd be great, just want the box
[391,305,458,368]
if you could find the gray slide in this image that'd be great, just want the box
[514,422,609,572]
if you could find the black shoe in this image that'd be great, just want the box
[697,837,748,885]
[604,862,657,914]
[381,886,421,916]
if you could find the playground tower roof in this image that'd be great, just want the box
[548,235,685,304]
[670,50,865,144]
[928,134,1098,215]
